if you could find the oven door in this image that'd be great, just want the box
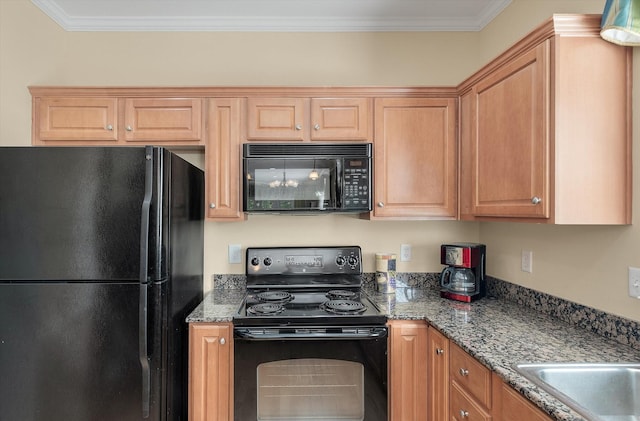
[234,327,388,421]
[243,157,339,212]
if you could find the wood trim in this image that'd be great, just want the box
[28,85,459,99]
[458,14,602,93]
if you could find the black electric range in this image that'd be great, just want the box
[233,246,387,332]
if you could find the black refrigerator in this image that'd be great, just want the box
[0,146,204,421]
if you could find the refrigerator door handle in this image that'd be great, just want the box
[138,147,154,419]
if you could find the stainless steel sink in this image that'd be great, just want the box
[514,363,640,421]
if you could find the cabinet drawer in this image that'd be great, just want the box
[450,381,492,421]
[450,343,492,408]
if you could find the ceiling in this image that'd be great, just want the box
[31,0,512,32]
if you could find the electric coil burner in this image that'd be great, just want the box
[234,246,386,328]
[233,247,388,421]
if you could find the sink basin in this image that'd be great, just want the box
[514,363,640,421]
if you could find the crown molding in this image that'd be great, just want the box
[31,0,512,32]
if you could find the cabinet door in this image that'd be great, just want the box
[427,326,449,421]
[206,98,244,220]
[491,373,551,421]
[35,97,118,143]
[122,98,203,143]
[388,320,428,421]
[471,43,549,218]
[310,98,371,141]
[246,97,309,141]
[373,98,457,218]
[189,323,233,421]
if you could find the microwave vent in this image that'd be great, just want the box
[244,143,371,157]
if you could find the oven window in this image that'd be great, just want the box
[257,358,364,421]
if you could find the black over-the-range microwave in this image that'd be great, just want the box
[242,143,372,213]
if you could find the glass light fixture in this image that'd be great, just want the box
[308,160,319,180]
[601,0,640,45]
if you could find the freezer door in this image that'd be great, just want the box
[0,147,147,281]
[0,282,164,421]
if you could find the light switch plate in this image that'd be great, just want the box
[521,250,533,273]
[400,244,411,262]
[228,244,242,264]
[629,267,640,298]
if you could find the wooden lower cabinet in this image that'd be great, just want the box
[492,373,552,421]
[427,326,449,421]
[388,320,428,421]
[188,323,233,421]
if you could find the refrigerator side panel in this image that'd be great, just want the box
[164,150,205,421]
[0,283,145,421]
[0,147,146,281]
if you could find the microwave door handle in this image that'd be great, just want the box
[335,159,343,208]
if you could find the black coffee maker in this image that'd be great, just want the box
[440,243,486,302]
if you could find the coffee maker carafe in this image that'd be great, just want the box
[440,243,486,302]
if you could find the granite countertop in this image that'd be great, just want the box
[186,283,640,421]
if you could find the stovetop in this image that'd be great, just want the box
[233,246,386,327]
[234,288,386,327]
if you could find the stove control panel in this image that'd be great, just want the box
[246,246,362,276]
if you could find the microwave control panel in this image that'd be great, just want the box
[342,158,370,209]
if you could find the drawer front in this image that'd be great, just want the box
[450,382,491,421]
[450,343,492,408]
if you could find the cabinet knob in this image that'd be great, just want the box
[377,202,384,207]
[105,124,113,131]
[435,348,444,355]
[459,368,469,376]
[313,123,320,130]
[295,124,302,131]
[209,203,216,209]
[219,337,226,345]
[126,125,133,132]
[531,196,542,205]
[459,409,469,418]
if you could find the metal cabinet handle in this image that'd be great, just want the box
[313,123,320,130]
[219,337,226,345]
[435,348,444,355]
[105,124,113,131]
[295,124,302,131]
[209,203,216,209]
[531,196,542,205]
[459,368,469,376]
[377,202,384,207]
[126,125,133,132]
[459,409,469,418]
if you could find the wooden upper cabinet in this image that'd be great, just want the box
[31,90,204,146]
[459,15,632,224]
[471,43,549,219]
[371,97,457,219]
[122,98,203,143]
[246,97,371,141]
[310,98,371,140]
[206,98,244,221]
[34,97,118,143]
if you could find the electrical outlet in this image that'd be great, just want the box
[629,267,640,298]
[228,244,242,264]
[521,250,533,273]
[400,244,411,262]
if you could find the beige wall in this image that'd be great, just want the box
[2,0,639,322]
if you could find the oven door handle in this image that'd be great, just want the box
[234,327,388,341]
